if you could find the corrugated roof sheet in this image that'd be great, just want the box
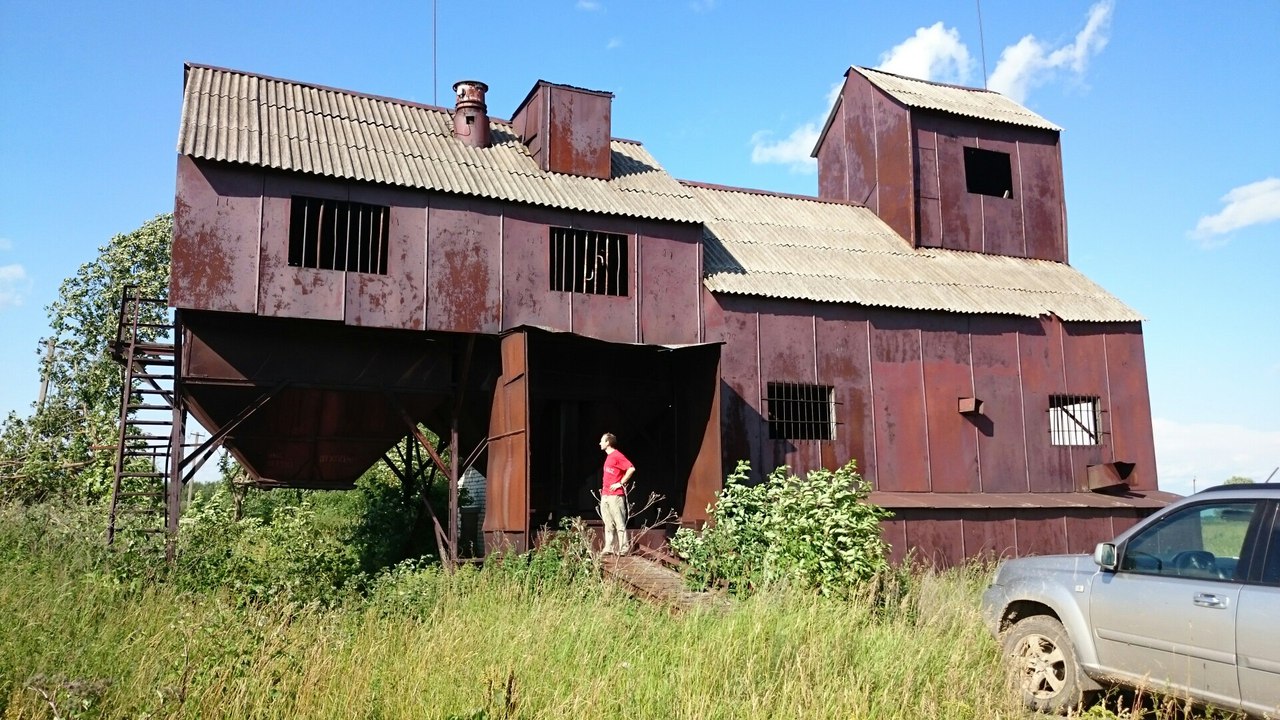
[852,66,1062,132]
[693,184,1142,322]
[177,65,702,223]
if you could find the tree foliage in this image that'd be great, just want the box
[1223,475,1255,485]
[0,214,172,503]
[671,460,893,595]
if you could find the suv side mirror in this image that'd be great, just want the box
[1093,542,1117,570]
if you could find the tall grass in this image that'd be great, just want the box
[0,502,1035,719]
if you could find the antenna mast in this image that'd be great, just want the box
[976,0,989,88]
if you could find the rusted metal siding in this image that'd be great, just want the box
[425,197,501,333]
[1100,323,1158,490]
[638,225,704,345]
[970,316,1031,492]
[486,332,531,552]
[1019,316,1073,491]
[1062,323,1110,488]
[511,81,614,181]
[920,313,980,492]
[869,310,930,492]
[815,304,875,482]
[172,157,260,312]
[259,173,345,321]
[346,184,426,330]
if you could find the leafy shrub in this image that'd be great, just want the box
[670,460,893,595]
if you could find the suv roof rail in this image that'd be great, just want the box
[1196,482,1280,494]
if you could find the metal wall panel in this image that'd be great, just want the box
[874,91,915,244]
[172,158,260,313]
[838,73,882,216]
[1101,325,1159,490]
[485,332,530,550]
[1020,317,1073,492]
[755,301,827,474]
[546,85,613,180]
[815,304,875,484]
[902,510,967,567]
[881,516,909,565]
[500,215,571,331]
[639,226,704,346]
[425,198,501,333]
[258,174,346,321]
[969,316,1032,492]
[706,296,762,474]
[345,184,426,330]
[816,97,848,205]
[920,314,980,492]
[569,287,637,345]
[972,136,1026,257]
[914,127,943,249]
[869,310,930,491]
[1065,511,1115,554]
[960,510,1019,561]
[1015,509,1069,555]
[1017,134,1067,262]
[1062,323,1110,489]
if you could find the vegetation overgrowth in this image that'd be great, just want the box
[1,498,1217,720]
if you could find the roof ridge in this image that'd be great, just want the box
[853,65,1001,95]
[681,179,868,208]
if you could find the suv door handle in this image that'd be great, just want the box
[1193,592,1229,609]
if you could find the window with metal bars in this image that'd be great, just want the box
[549,227,628,296]
[766,382,836,441]
[288,196,390,275]
[1049,394,1101,446]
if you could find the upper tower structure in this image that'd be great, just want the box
[813,67,1067,262]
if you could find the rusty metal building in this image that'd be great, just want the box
[157,63,1172,566]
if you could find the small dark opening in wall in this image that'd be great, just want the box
[964,146,1014,198]
[549,227,628,296]
[766,382,836,441]
[288,196,390,274]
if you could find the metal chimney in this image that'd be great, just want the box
[452,80,490,149]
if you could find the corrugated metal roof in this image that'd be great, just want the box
[852,66,1062,132]
[693,184,1142,322]
[178,65,702,223]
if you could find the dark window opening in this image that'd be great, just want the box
[964,146,1014,198]
[1049,394,1101,446]
[288,196,390,274]
[549,227,628,296]
[767,382,836,441]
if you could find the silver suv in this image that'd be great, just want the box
[982,484,1280,717]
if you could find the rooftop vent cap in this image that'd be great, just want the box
[452,80,490,148]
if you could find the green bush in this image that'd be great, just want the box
[671,460,893,595]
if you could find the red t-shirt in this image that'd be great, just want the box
[601,450,634,496]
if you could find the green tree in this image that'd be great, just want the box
[0,214,172,502]
[1223,475,1255,485]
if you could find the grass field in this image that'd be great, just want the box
[0,502,1229,720]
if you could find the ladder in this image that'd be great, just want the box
[107,287,182,550]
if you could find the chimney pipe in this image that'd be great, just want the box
[452,80,490,149]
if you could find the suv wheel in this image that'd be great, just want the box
[1003,615,1097,714]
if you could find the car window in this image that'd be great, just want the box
[1258,504,1280,586]
[1120,501,1256,581]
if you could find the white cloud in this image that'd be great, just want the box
[0,263,30,310]
[876,21,972,84]
[748,82,842,173]
[988,0,1112,103]
[606,37,622,50]
[1153,417,1280,496]
[1190,177,1280,245]
[690,0,716,12]
[576,0,601,10]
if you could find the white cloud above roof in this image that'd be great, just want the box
[748,82,841,172]
[1154,417,1280,496]
[1191,177,1280,246]
[876,21,973,85]
[988,0,1113,103]
[0,263,29,311]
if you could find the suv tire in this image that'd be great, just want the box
[1003,615,1098,714]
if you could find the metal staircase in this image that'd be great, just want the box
[107,287,182,551]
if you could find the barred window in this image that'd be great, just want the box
[549,227,628,296]
[288,196,389,275]
[1049,395,1101,446]
[767,382,836,441]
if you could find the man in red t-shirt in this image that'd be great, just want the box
[598,432,636,555]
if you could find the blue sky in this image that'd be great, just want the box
[1,0,1277,495]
